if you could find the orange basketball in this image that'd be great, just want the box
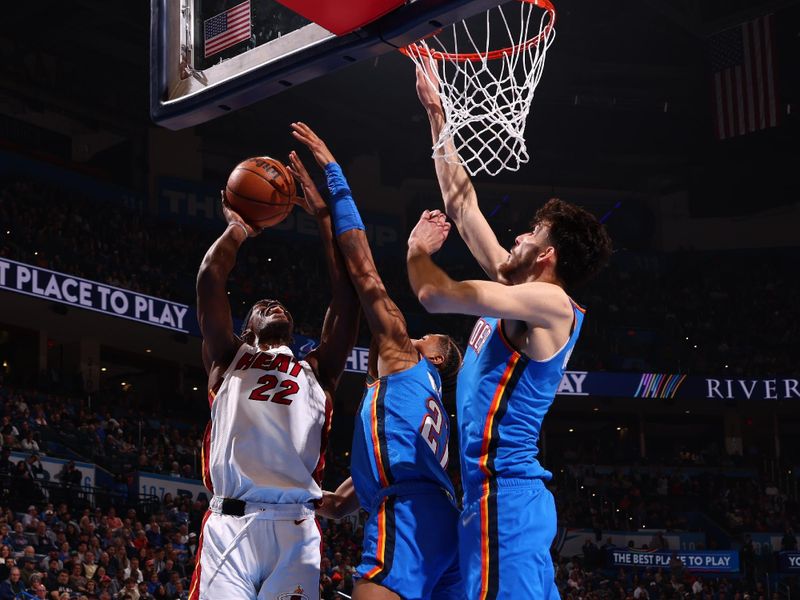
[225,157,297,229]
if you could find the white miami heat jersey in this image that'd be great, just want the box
[207,343,330,504]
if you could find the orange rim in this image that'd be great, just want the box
[400,0,555,63]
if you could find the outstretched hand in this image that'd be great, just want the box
[415,57,443,116]
[290,122,336,169]
[286,150,326,216]
[408,209,451,255]
[221,192,260,237]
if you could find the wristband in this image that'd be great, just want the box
[325,162,365,236]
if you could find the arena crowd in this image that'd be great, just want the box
[2,178,798,375]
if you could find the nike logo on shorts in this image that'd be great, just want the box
[461,511,477,526]
[294,519,306,525]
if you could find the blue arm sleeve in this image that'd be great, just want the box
[325,162,365,236]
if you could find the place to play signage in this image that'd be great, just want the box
[606,549,739,573]
[0,258,190,333]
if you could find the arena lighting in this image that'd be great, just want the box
[685,410,691,414]
[121,381,126,386]
[34,251,38,256]
[101,367,107,372]
[267,258,272,262]
[592,407,599,412]
[616,426,622,431]
[5,230,8,234]
[146,349,152,353]
[693,344,698,348]
[192,386,199,391]
[568,428,574,432]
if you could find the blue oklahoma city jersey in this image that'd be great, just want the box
[351,358,455,508]
[457,301,585,501]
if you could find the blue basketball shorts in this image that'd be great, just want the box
[357,482,463,600]
[459,478,559,600]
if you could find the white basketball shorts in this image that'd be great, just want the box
[190,497,320,600]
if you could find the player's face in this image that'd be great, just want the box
[249,299,293,340]
[411,334,445,366]
[499,221,553,282]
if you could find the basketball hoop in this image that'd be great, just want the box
[402,0,556,176]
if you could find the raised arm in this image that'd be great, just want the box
[286,149,359,392]
[416,61,510,282]
[291,122,417,376]
[407,212,572,326]
[196,200,255,374]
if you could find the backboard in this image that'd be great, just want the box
[150,0,507,129]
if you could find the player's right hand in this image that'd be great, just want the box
[415,58,443,115]
[221,192,261,237]
[408,209,451,255]
[290,122,336,169]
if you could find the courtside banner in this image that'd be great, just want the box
[607,549,739,573]
[555,371,800,401]
[0,258,190,333]
[138,472,210,503]
[779,552,800,572]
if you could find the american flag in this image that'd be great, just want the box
[709,14,779,140]
[204,0,252,59]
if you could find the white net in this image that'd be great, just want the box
[405,0,556,176]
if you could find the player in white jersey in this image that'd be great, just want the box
[190,150,359,600]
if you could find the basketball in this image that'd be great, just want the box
[225,156,297,228]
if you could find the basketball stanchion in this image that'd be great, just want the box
[402,0,556,176]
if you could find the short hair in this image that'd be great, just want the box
[435,336,463,394]
[240,298,293,347]
[532,198,612,290]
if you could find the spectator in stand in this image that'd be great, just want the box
[50,569,73,599]
[29,580,48,600]
[57,461,81,490]
[0,566,24,600]
[18,558,38,588]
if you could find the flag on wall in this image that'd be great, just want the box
[709,14,779,140]
[204,0,252,59]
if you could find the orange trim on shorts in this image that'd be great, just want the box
[478,354,519,477]
[188,509,212,600]
[479,480,492,599]
[369,382,390,487]
[364,498,387,580]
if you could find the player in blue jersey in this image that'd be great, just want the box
[409,62,613,599]
[290,122,464,600]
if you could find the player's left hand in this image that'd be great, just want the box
[290,122,336,168]
[408,209,451,255]
[314,491,341,520]
[287,150,326,216]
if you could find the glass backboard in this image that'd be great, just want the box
[150,0,507,129]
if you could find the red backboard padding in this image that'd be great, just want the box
[273,0,406,36]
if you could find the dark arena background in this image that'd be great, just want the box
[1,0,799,599]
